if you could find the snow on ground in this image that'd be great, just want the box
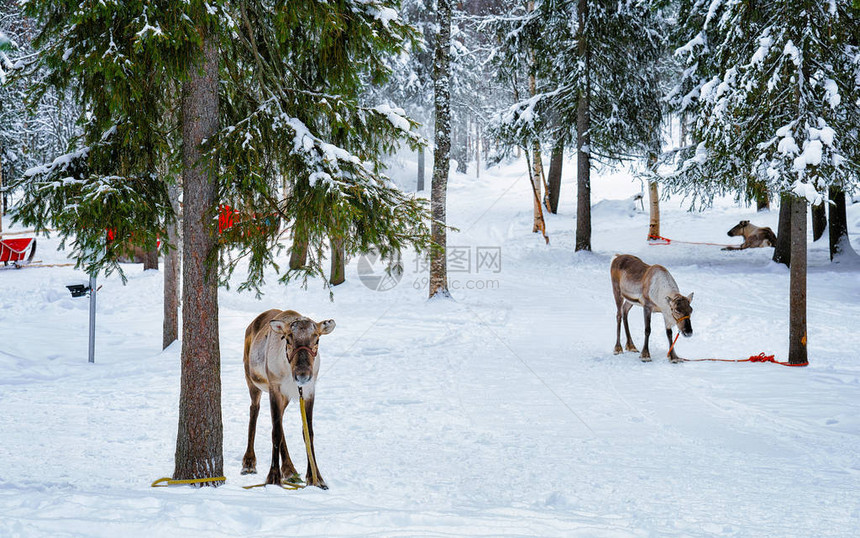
[1,154,859,537]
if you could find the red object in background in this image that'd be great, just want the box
[219,204,235,233]
[0,237,37,265]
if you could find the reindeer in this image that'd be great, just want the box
[723,220,777,250]
[610,254,694,363]
[242,309,336,488]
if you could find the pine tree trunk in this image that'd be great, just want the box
[788,196,807,366]
[142,247,159,270]
[174,33,223,484]
[773,192,792,267]
[811,202,826,241]
[417,145,425,191]
[289,226,308,270]
[330,236,345,286]
[163,181,181,349]
[429,0,451,299]
[546,137,564,214]
[756,189,770,211]
[828,185,855,261]
[575,0,591,252]
[475,122,480,179]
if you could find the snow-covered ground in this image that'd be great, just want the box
[1,155,859,536]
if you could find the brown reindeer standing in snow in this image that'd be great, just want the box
[723,220,777,250]
[611,254,694,362]
[242,309,335,488]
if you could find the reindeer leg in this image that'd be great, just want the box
[622,302,638,352]
[241,385,262,474]
[279,399,300,484]
[302,395,327,489]
[640,306,652,362]
[613,280,624,354]
[666,328,682,363]
[266,392,286,485]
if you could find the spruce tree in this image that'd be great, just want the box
[669,0,860,364]
[14,0,433,484]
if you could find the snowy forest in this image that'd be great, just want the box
[1,0,859,535]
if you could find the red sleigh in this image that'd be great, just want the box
[0,237,37,267]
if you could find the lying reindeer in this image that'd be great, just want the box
[242,309,336,488]
[611,254,694,362]
[723,220,777,250]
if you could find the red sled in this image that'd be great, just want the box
[0,237,37,267]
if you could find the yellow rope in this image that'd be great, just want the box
[300,394,320,486]
[151,476,226,487]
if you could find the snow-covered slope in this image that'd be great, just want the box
[1,156,858,536]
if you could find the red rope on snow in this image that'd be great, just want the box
[647,234,734,248]
[667,332,808,367]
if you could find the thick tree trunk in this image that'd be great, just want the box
[330,236,345,286]
[811,201,826,241]
[773,192,792,267]
[828,185,855,261]
[163,181,181,349]
[575,0,591,252]
[417,145,425,191]
[788,196,807,366]
[174,34,223,484]
[429,0,451,299]
[546,138,564,214]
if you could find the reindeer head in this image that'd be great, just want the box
[727,220,750,237]
[666,293,694,337]
[270,317,336,386]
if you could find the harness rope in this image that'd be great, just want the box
[648,234,735,249]
[151,476,226,487]
[667,331,808,367]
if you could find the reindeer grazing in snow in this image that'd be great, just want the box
[611,254,694,363]
[723,220,777,250]
[242,309,335,488]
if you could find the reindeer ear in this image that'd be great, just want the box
[741,220,749,226]
[665,295,673,305]
[318,319,336,335]
[270,320,289,334]
[687,292,694,303]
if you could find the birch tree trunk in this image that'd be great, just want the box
[527,1,544,233]
[174,33,223,484]
[646,148,660,240]
[429,0,451,299]
[417,145,425,191]
[788,196,807,366]
[575,0,591,252]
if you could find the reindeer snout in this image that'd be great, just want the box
[295,373,313,386]
[682,327,693,337]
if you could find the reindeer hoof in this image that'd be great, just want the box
[669,356,684,364]
[266,468,282,485]
[640,352,651,362]
[626,345,639,353]
[614,345,623,355]
[241,466,256,475]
